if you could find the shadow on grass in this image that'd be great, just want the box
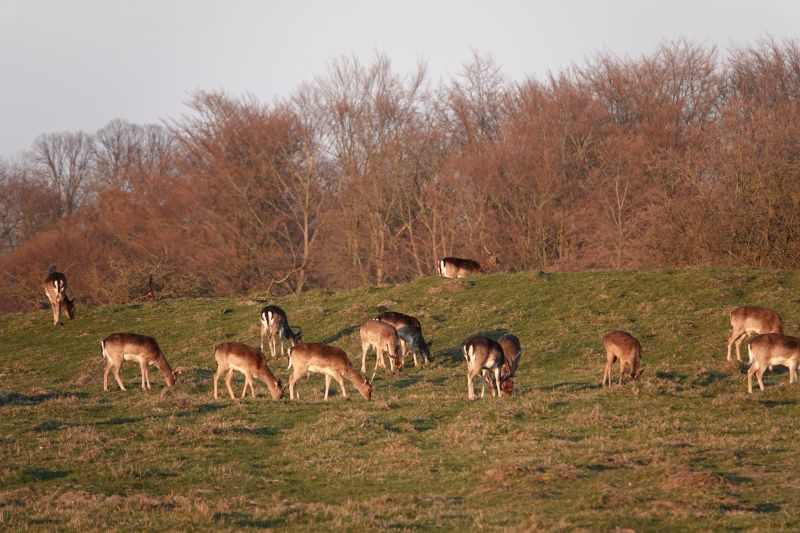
[23,469,69,481]
[656,370,688,384]
[539,381,601,392]
[394,375,423,389]
[211,426,279,437]
[320,325,358,345]
[0,391,88,406]
[692,370,728,386]
[759,399,797,408]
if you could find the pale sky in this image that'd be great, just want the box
[1,0,799,158]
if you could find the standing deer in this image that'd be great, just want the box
[360,319,403,377]
[463,335,505,400]
[437,245,499,278]
[375,311,432,367]
[213,342,283,400]
[602,330,644,387]
[288,343,372,401]
[727,306,783,362]
[747,333,800,393]
[101,333,177,392]
[259,305,303,359]
[43,266,75,326]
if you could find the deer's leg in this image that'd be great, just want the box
[467,370,475,400]
[269,333,277,360]
[727,329,743,361]
[324,374,332,400]
[139,361,148,390]
[747,363,756,393]
[225,369,236,400]
[733,333,747,363]
[213,367,224,399]
[260,324,267,354]
[787,361,797,384]
[480,369,487,398]
[103,360,113,392]
[493,367,502,398]
[757,366,766,391]
[336,373,347,398]
[618,360,626,385]
[289,371,299,400]
[387,346,395,371]
[241,372,250,399]
[112,363,126,391]
[361,343,369,374]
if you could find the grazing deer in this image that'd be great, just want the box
[213,342,283,400]
[360,319,403,377]
[437,245,499,278]
[747,333,800,393]
[101,332,177,392]
[259,305,303,359]
[496,333,522,396]
[602,330,644,387]
[463,335,505,400]
[375,311,432,367]
[727,306,783,362]
[288,343,372,401]
[43,266,75,326]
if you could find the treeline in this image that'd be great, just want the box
[2,39,800,312]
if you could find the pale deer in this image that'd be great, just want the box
[101,332,177,392]
[43,266,75,326]
[359,319,403,378]
[463,335,505,400]
[602,330,644,387]
[213,342,283,400]
[288,343,372,401]
[747,333,800,393]
[727,306,783,362]
[260,305,303,360]
[374,311,432,367]
[437,245,499,278]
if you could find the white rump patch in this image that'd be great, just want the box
[268,311,274,326]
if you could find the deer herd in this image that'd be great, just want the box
[42,262,800,399]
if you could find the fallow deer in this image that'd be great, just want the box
[288,343,372,401]
[259,305,303,360]
[747,333,800,393]
[213,342,283,400]
[374,311,432,367]
[360,319,403,377]
[101,332,177,392]
[437,245,499,278]
[496,333,522,396]
[602,330,644,387]
[727,306,783,362]
[43,266,75,326]
[463,335,505,400]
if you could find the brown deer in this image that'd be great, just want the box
[374,311,432,367]
[727,306,783,362]
[747,333,800,393]
[43,266,75,326]
[496,333,522,396]
[359,319,402,377]
[288,343,372,401]
[463,335,505,400]
[213,342,283,400]
[101,333,177,392]
[260,305,303,360]
[437,245,499,278]
[602,330,644,387]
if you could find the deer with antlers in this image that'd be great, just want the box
[288,343,372,401]
[213,342,284,400]
[437,245,499,278]
[101,332,177,392]
[43,266,75,326]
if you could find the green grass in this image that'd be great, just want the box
[1,268,799,530]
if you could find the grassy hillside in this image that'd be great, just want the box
[1,268,799,530]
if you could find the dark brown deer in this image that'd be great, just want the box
[43,266,75,326]
[260,305,303,360]
[463,335,505,400]
[374,311,432,367]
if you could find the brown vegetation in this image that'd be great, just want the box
[2,39,800,312]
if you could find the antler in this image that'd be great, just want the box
[483,244,494,255]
